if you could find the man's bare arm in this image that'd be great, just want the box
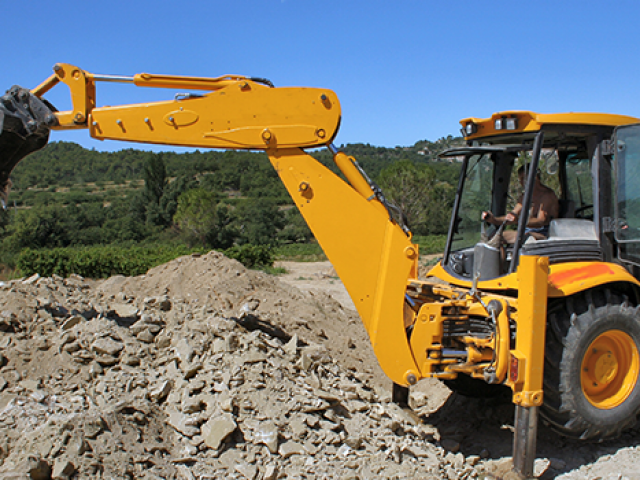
[527,191,559,228]
[482,203,522,225]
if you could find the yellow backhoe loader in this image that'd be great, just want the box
[2,64,640,478]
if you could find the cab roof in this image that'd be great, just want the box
[460,111,640,146]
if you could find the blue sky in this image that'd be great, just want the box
[3,1,640,152]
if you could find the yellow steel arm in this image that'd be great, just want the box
[269,148,420,385]
[31,63,339,149]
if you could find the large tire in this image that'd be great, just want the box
[542,288,640,440]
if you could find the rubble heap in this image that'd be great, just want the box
[0,252,486,479]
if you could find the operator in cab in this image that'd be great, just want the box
[481,165,559,243]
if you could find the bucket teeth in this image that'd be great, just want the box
[0,85,57,205]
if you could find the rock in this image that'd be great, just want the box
[147,324,162,334]
[29,390,46,403]
[51,458,75,479]
[284,334,299,356]
[219,397,234,412]
[148,380,172,402]
[182,362,203,379]
[95,354,119,366]
[136,329,156,343]
[113,303,139,318]
[167,408,200,437]
[234,462,257,480]
[177,465,196,480]
[144,295,172,311]
[19,379,40,392]
[534,458,550,477]
[60,315,84,330]
[213,338,227,353]
[23,274,40,285]
[279,440,306,458]
[92,337,124,356]
[337,444,353,457]
[14,457,50,480]
[182,397,203,414]
[385,402,421,426]
[201,413,237,450]
[83,416,105,439]
[121,353,140,366]
[289,416,308,439]
[300,352,313,371]
[253,422,279,453]
[262,465,278,480]
[466,455,481,466]
[66,435,89,456]
[175,338,194,363]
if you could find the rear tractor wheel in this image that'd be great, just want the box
[542,289,640,440]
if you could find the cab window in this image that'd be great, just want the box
[564,153,593,217]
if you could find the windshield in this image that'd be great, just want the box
[565,153,593,214]
[450,153,494,253]
[615,124,640,243]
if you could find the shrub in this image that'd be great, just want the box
[223,244,273,268]
[16,242,274,278]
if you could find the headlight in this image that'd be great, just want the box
[494,117,518,131]
[464,122,477,136]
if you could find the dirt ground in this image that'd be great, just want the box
[0,254,639,479]
[275,260,640,480]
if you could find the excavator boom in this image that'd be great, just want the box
[0,63,422,388]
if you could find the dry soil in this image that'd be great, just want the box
[0,254,638,479]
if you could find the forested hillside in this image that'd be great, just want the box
[0,136,463,274]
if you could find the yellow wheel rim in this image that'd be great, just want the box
[581,330,639,409]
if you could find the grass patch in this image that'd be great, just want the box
[273,243,327,262]
[412,235,447,255]
[260,265,287,275]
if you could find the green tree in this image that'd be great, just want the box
[158,175,197,226]
[278,207,314,244]
[378,160,455,235]
[378,161,435,234]
[173,189,220,247]
[143,153,167,204]
[211,202,238,249]
[236,198,285,245]
[6,205,69,250]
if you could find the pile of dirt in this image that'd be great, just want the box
[0,251,639,479]
[0,252,469,479]
[96,252,383,389]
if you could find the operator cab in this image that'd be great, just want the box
[439,111,640,281]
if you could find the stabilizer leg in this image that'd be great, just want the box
[513,405,538,478]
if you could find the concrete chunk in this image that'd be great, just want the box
[202,413,237,450]
[91,337,124,356]
[279,440,306,458]
[253,422,279,453]
[52,458,75,480]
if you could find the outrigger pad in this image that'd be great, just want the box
[0,86,57,207]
